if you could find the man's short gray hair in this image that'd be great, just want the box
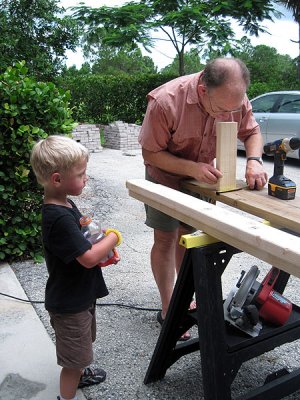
[202,58,250,89]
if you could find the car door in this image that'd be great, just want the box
[251,93,283,142]
[263,93,300,159]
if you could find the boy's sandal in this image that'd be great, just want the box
[78,366,106,388]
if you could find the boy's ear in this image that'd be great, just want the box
[51,172,61,186]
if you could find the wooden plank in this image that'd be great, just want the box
[126,179,300,278]
[182,179,300,234]
[216,122,238,192]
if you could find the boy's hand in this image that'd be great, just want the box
[104,228,122,246]
[98,248,120,268]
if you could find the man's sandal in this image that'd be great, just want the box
[156,311,191,341]
[189,299,197,310]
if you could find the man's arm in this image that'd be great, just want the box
[243,132,268,190]
[142,148,222,185]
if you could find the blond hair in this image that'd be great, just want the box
[30,135,89,185]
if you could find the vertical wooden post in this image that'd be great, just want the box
[216,122,238,192]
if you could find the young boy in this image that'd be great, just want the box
[30,135,122,400]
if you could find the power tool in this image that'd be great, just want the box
[223,265,292,337]
[263,137,300,200]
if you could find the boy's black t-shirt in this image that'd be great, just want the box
[42,199,108,313]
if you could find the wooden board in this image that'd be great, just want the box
[216,122,237,192]
[126,179,300,278]
[182,179,300,235]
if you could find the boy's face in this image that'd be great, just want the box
[59,159,88,196]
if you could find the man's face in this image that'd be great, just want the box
[198,84,246,120]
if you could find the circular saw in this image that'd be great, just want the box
[223,265,292,337]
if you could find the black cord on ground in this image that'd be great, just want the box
[0,291,160,312]
[0,292,44,304]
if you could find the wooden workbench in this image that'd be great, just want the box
[127,179,300,400]
[182,179,300,235]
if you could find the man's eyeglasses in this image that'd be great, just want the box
[208,94,242,115]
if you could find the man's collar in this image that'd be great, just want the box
[187,71,203,104]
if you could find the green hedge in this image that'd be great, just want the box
[59,72,300,124]
[58,73,178,124]
[0,62,76,262]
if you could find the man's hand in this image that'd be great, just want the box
[193,162,223,184]
[245,160,268,190]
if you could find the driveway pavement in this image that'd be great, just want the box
[2,148,300,400]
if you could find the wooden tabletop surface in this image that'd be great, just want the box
[182,179,300,235]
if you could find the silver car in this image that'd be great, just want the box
[238,91,300,159]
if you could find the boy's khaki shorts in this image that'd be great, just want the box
[49,303,96,369]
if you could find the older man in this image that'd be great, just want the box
[139,57,267,340]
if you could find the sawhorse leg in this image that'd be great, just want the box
[144,242,238,400]
[192,244,237,399]
[144,249,197,382]
[144,239,300,400]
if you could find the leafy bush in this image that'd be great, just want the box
[58,68,300,124]
[0,61,76,262]
[58,73,178,124]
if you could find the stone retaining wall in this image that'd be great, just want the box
[103,121,141,151]
[72,124,103,152]
[72,122,141,152]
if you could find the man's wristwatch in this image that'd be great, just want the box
[247,156,263,165]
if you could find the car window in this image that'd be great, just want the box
[277,94,300,113]
[251,94,282,113]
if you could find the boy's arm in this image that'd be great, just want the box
[76,232,119,269]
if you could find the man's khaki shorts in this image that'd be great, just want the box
[145,170,215,232]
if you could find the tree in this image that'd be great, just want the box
[72,0,279,76]
[161,48,204,75]
[278,0,300,78]
[231,39,298,97]
[60,46,156,78]
[243,44,296,83]
[91,46,157,75]
[60,63,93,79]
[0,0,80,80]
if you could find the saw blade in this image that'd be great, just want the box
[231,265,260,308]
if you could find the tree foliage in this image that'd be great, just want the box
[278,0,300,78]
[61,46,157,78]
[161,48,204,75]
[0,0,80,80]
[72,0,279,76]
[231,38,299,97]
[91,46,157,75]
[57,42,299,125]
[0,62,76,262]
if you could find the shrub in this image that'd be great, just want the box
[58,73,178,124]
[0,61,76,262]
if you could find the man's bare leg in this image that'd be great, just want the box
[175,225,193,275]
[151,225,193,319]
[151,228,179,319]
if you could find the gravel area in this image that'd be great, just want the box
[11,148,300,400]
